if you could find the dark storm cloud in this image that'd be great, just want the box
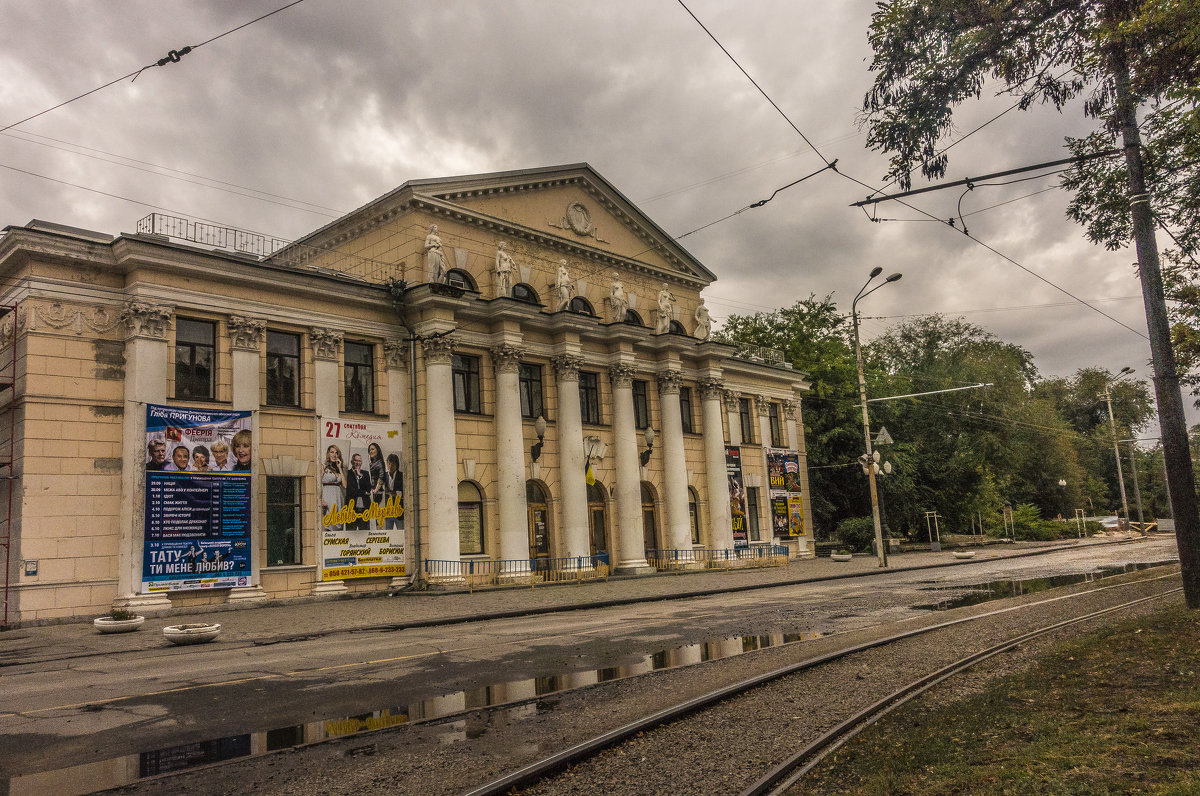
[0,0,1160,399]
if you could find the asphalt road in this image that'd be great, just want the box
[0,536,1181,795]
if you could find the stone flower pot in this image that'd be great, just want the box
[830,553,853,562]
[953,550,977,559]
[94,615,145,634]
[163,623,222,645]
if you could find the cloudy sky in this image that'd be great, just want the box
[0,1,1165,411]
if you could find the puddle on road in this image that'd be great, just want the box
[913,560,1179,611]
[7,630,824,794]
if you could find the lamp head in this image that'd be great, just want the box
[885,272,902,283]
[1120,366,1134,375]
[868,266,883,279]
[534,415,547,439]
[644,426,655,447]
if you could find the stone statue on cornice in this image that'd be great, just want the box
[608,272,628,322]
[425,224,449,283]
[655,282,675,334]
[553,259,575,312]
[495,242,515,297]
[694,299,711,340]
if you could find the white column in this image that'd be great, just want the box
[385,338,411,587]
[115,301,174,615]
[724,389,741,446]
[658,370,692,551]
[492,344,529,565]
[783,397,813,555]
[424,336,460,562]
[701,378,733,549]
[610,363,652,573]
[553,355,590,561]
[756,395,773,546]
[228,315,267,603]
[310,328,346,595]
[757,394,773,453]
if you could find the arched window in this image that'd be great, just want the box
[511,283,540,305]
[669,319,686,335]
[624,310,644,326]
[569,296,596,316]
[688,487,702,545]
[587,481,608,557]
[446,269,477,291]
[458,481,484,555]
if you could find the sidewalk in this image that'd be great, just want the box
[0,535,1156,667]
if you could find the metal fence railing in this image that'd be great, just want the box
[423,555,610,592]
[645,545,789,573]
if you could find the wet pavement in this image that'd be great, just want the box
[0,533,1161,667]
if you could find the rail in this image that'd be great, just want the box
[645,545,789,572]
[423,555,610,592]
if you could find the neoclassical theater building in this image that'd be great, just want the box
[0,163,812,624]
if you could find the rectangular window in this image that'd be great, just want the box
[747,486,762,542]
[579,372,601,425]
[266,476,301,566]
[452,354,482,413]
[739,398,755,444]
[632,380,650,430]
[344,342,374,413]
[518,363,543,419]
[679,386,695,434]
[266,331,300,407]
[174,318,215,400]
[769,402,783,447]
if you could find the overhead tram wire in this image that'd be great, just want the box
[0,0,308,135]
[2,129,342,217]
[668,6,1148,343]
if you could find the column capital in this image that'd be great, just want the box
[722,389,740,410]
[490,343,526,374]
[755,394,772,416]
[310,327,343,361]
[698,377,725,401]
[781,398,798,415]
[384,338,408,370]
[608,362,636,388]
[552,354,584,383]
[422,334,456,366]
[121,300,173,341]
[657,369,683,395]
[228,315,266,352]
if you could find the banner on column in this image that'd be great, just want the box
[319,418,405,580]
[142,404,253,592]
[766,447,805,537]
[726,446,748,548]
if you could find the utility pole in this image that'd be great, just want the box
[1114,49,1200,607]
[1126,438,1145,531]
[1103,372,1133,528]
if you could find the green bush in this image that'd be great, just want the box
[836,516,876,553]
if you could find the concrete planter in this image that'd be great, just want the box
[93,615,145,634]
[953,550,977,559]
[830,553,853,562]
[163,623,222,645]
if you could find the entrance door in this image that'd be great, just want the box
[587,481,608,564]
[527,481,550,567]
[641,482,658,553]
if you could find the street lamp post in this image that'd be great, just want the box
[852,267,902,568]
[1125,438,1145,531]
[1103,367,1134,529]
[1057,478,1067,521]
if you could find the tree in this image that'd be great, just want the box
[863,0,1200,606]
[714,295,863,536]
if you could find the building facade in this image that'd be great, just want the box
[0,164,811,625]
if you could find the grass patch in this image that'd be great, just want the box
[806,605,1200,794]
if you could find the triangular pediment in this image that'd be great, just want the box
[409,164,714,285]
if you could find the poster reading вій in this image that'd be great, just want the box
[726,446,748,548]
[319,418,405,581]
[766,446,805,538]
[142,404,252,592]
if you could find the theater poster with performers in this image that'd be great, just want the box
[142,404,253,592]
[766,447,806,538]
[726,446,748,548]
[318,418,405,581]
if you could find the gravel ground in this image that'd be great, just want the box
[103,565,1182,796]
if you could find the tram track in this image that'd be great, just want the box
[464,572,1182,796]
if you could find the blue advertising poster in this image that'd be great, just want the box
[142,404,253,592]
